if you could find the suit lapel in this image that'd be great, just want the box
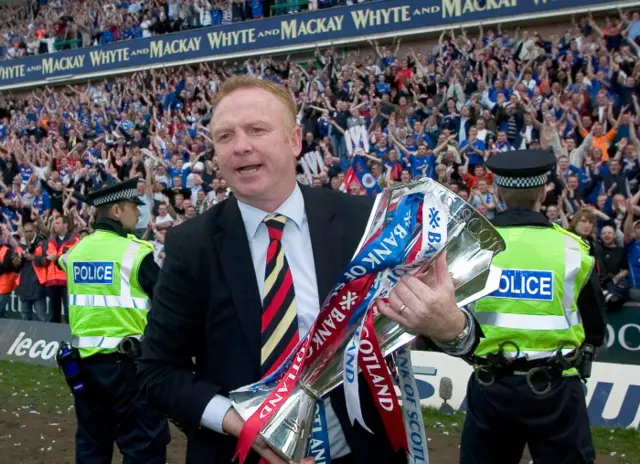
[302,186,344,307]
[214,197,262,362]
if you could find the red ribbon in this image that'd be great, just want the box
[359,309,408,452]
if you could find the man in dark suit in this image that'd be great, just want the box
[138,76,480,464]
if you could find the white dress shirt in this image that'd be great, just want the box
[200,184,351,459]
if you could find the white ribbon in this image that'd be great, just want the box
[342,315,373,433]
[395,347,429,464]
[418,182,448,261]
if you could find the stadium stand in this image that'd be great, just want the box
[0,3,639,321]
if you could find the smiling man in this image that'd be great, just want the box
[138,76,479,464]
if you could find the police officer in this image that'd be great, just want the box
[58,178,170,464]
[460,150,606,464]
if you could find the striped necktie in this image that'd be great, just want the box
[261,213,299,378]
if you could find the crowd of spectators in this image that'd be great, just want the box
[0,7,639,321]
[0,0,371,60]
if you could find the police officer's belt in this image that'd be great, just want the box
[471,342,583,395]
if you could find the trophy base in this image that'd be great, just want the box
[232,383,317,462]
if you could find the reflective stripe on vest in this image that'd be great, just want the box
[69,294,149,310]
[475,311,581,331]
[72,334,141,349]
[562,234,582,322]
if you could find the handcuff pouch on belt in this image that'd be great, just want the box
[117,336,142,363]
[473,342,591,396]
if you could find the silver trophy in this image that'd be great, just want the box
[231,179,506,461]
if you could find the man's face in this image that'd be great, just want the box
[23,224,36,242]
[117,201,140,233]
[53,217,66,235]
[212,88,301,207]
[610,160,620,174]
[348,183,362,195]
[601,226,615,245]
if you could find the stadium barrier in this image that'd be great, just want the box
[0,0,636,90]
[1,301,638,429]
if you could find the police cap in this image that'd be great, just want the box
[85,178,145,207]
[485,149,556,190]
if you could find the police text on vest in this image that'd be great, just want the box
[72,261,115,284]
[491,269,554,301]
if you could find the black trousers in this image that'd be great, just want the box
[47,285,69,323]
[74,355,170,464]
[460,374,595,464]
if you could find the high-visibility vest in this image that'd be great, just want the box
[0,246,16,294]
[473,224,594,373]
[58,230,154,359]
[41,235,80,287]
[15,244,47,286]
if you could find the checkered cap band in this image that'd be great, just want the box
[92,188,138,206]
[493,171,549,189]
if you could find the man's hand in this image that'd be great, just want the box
[377,252,466,343]
[47,254,57,261]
[222,408,315,464]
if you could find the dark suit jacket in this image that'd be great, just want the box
[138,185,407,464]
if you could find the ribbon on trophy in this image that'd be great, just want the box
[307,400,331,463]
[236,192,430,463]
[395,347,430,464]
[342,187,447,463]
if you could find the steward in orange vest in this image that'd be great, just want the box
[0,243,17,318]
[33,216,78,323]
[34,216,80,288]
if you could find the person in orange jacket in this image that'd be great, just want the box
[33,215,78,323]
[0,239,17,318]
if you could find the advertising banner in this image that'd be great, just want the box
[601,305,640,366]
[0,0,625,89]
[0,319,638,428]
[0,319,70,367]
[412,351,640,430]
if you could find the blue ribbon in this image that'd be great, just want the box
[307,400,331,464]
[343,193,423,326]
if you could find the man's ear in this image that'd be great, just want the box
[290,125,302,159]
